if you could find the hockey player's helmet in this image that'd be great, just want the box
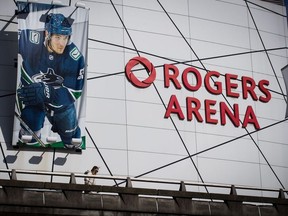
[45,13,72,36]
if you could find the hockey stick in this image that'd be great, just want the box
[14,111,47,147]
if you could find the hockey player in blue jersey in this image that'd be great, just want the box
[17,13,85,149]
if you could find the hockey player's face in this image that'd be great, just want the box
[49,34,69,54]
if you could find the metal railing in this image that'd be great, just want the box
[0,168,287,201]
[0,168,286,191]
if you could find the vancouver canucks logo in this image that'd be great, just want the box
[32,68,64,88]
[29,31,40,44]
[70,47,81,60]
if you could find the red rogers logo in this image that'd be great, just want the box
[125,56,156,88]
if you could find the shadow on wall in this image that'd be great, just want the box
[3,146,70,166]
[0,31,18,148]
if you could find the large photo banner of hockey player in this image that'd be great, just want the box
[12,2,88,150]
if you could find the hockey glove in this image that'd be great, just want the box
[18,82,54,106]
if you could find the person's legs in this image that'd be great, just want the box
[19,105,45,144]
[47,104,81,148]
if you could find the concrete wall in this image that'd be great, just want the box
[0,0,287,199]
[0,176,288,216]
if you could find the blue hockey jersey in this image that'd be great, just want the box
[18,29,85,109]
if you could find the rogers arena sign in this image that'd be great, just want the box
[125,56,271,130]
